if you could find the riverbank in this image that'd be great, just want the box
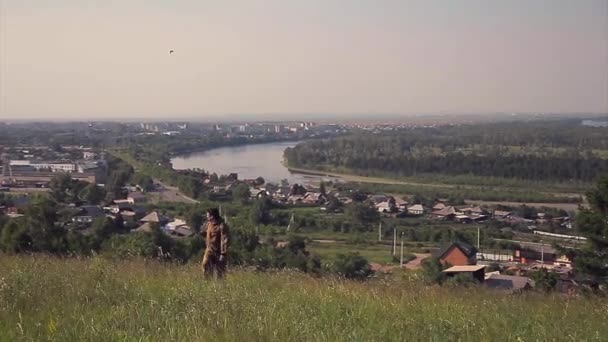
[167,137,304,158]
[286,166,585,206]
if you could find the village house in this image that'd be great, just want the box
[165,218,187,231]
[443,265,535,293]
[369,194,391,205]
[554,255,573,269]
[432,202,446,211]
[172,226,194,237]
[393,198,408,212]
[436,241,478,266]
[442,265,486,282]
[407,204,425,216]
[250,188,271,199]
[133,211,170,233]
[302,192,327,204]
[287,195,305,205]
[431,206,458,220]
[275,187,291,198]
[119,210,138,225]
[513,243,558,265]
[110,199,132,212]
[127,192,146,205]
[339,197,353,205]
[493,210,512,220]
[484,274,535,293]
[72,205,105,224]
[376,201,393,213]
[463,206,487,215]
[454,214,473,224]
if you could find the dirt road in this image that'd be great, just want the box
[403,253,431,270]
[151,179,199,204]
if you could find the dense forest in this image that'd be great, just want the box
[285,120,608,182]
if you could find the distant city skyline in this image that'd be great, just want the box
[1,0,607,120]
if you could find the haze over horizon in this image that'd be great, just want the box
[1,0,607,121]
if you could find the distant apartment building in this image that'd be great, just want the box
[11,160,76,173]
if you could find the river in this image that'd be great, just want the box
[170,141,340,185]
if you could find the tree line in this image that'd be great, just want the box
[285,122,608,182]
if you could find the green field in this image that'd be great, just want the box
[307,241,398,264]
[1,256,606,341]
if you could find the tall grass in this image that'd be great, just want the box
[0,255,606,341]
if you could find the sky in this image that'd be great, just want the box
[0,0,607,121]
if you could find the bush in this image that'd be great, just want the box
[332,253,373,279]
[421,257,446,284]
[445,273,479,287]
[529,269,558,292]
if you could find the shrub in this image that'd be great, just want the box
[332,253,373,279]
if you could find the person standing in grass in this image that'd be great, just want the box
[202,208,230,279]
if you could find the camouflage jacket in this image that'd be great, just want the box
[204,220,230,256]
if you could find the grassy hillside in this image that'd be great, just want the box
[0,256,606,341]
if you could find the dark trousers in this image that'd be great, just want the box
[202,253,226,279]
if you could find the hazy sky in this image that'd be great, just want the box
[1,0,607,121]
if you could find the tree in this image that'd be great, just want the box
[571,176,608,285]
[49,173,73,203]
[105,162,133,199]
[250,197,272,225]
[332,253,373,279]
[290,184,307,196]
[255,177,265,186]
[0,220,31,253]
[286,235,306,254]
[388,197,398,213]
[91,217,119,248]
[133,174,155,192]
[529,269,558,291]
[325,195,343,213]
[265,182,279,194]
[345,202,380,224]
[25,197,68,253]
[319,181,327,196]
[188,210,204,234]
[232,183,251,203]
[80,184,106,205]
[350,191,367,202]
[515,205,536,220]
[421,257,446,284]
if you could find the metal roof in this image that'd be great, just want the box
[442,265,486,273]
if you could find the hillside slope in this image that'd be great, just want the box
[0,256,606,341]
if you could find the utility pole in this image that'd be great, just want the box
[393,228,397,256]
[287,213,294,232]
[477,226,480,249]
[378,222,382,241]
[400,232,404,267]
[541,245,544,265]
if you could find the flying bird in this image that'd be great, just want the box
[169,50,174,55]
